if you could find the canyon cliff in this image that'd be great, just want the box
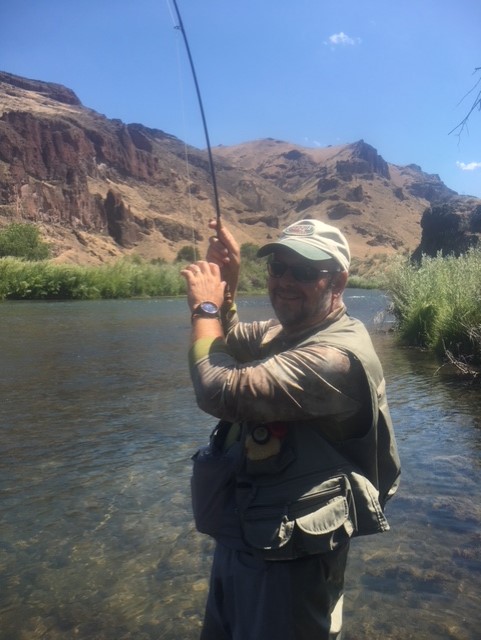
[0,70,476,265]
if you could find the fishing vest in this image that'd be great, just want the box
[236,313,401,559]
[191,313,401,559]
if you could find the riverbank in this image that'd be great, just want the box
[0,254,380,301]
[2,250,480,373]
[0,257,186,300]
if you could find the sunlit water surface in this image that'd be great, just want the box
[1,293,480,640]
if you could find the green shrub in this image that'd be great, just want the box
[240,242,261,261]
[175,245,199,262]
[0,245,399,303]
[385,250,481,363]
[0,223,50,260]
[0,257,186,301]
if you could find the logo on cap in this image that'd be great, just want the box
[283,223,315,237]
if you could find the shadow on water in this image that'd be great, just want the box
[0,293,480,639]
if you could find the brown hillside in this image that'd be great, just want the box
[213,139,458,258]
[0,70,462,265]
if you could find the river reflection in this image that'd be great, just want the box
[0,293,480,640]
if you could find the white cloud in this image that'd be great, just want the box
[326,32,361,46]
[456,161,481,171]
[303,137,323,147]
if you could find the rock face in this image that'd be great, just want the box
[335,139,391,181]
[0,71,81,106]
[412,199,481,260]
[0,70,477,264]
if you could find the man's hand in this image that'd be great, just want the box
[180,260,226,313]
[206,219,241,304]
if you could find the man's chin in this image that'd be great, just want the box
[273,306,303,328]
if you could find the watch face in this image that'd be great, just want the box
[200,301,219,314]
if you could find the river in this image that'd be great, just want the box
[1,292,480,640]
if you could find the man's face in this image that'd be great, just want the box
[267,248,342,332]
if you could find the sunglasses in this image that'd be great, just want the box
[267,261,337,283]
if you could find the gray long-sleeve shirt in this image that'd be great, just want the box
[189,304,368,442]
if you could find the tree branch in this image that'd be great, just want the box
[449,67,481,138]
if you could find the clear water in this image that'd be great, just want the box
[0,292,480,640]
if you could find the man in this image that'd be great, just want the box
[181,218,400,640]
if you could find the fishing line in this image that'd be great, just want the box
[170,0,222,229]
[168,0,232,303]
[170,8,199,260]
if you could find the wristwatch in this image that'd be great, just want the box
[191,301,220,321]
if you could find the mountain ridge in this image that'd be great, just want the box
[0,70,472,265]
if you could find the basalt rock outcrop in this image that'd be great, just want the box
[335,139,391,181]
[0,70,475,264]
[412,198,481,260]
[0,71,290,262]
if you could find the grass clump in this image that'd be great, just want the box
[349,253,404,289]
[0,258,185,301]
[385,249,481,366]
[0,242,402,303]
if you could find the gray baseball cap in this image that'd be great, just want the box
[258,219,351,272]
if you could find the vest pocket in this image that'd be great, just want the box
[190,421,241,537]
[240,474,356,560]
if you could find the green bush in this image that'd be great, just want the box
[240,242,261,261]
[385,250,481,363]
[0,257,186,301]
[0,223,50,260]
[0,246,394,303]
[175,245,199,262]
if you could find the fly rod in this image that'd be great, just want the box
[171,0,222,228]
[171,0,232,303]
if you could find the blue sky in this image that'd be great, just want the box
[2,0,481,197]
